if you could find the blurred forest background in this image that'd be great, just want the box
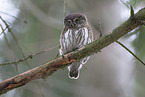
[0,0,145,97]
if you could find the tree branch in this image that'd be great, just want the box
[0,7,145,95]
[0,47,58,66]
[116,40,145,65]
[0,16,31,68]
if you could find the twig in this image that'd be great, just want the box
[130,5,134,19]
[0,16,31,68]
[0,24,6,36]
[0,11,27,23]
[0,23,19,73]
[120,0,134,9]
[116,40,145,65]
[0,46,58,66]
[98,20,103,37]
[63,0,66,17]
[0,24,11,48]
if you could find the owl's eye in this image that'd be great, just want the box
[68,20,72,24]
[74,18,79,23]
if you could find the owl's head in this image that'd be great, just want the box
[64,13,88,29]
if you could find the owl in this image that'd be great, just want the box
[59,13,93,79]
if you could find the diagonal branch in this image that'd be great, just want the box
[116,40,145,65]
[0,7,145,95]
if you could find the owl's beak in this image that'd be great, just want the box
[71,23,75,27]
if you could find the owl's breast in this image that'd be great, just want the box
[60,27,92,54]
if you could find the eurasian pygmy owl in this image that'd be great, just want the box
[59,13,93,79]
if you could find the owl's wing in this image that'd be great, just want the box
[86,24,94,41]
[59,27,69,55]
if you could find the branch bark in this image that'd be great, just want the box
[0,7,145,95]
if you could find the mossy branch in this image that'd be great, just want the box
[0,7,145,95]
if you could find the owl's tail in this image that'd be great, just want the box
[68,61,82,79]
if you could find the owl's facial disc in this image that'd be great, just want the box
[65,18,84,29]
[64,13,87,29]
